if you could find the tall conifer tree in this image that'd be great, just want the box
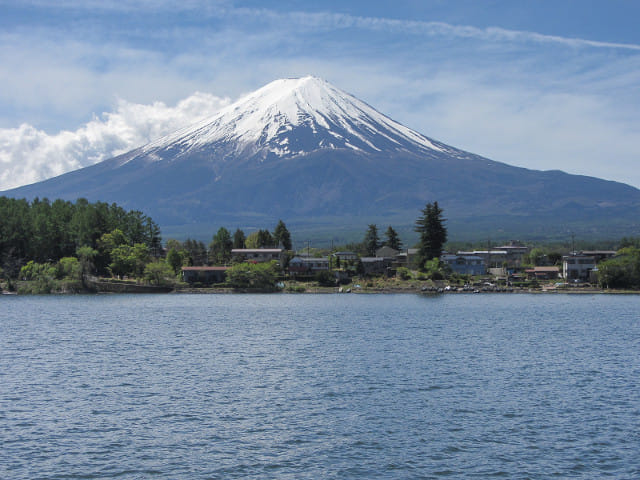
[414,201,447,269]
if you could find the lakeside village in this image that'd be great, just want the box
[3,196,639,295]
[180,243,619,294]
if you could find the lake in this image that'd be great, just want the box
[1,293,639,479]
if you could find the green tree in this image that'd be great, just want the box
[57,257,82,281]
[315,270,336,287]
[233,229,246,249]
[225,261,280,290]
[396,266,411,280]
[525,248,545,267]
[273,220,292,250]
[208,227,233,265]
[18,260,57,294]
[414,201,447,270]
[383,226,402,251]
[165,239,183,251]
[144,261,175,286]
[98,229,128,254]
[76,246,98,277]
[109,243,150,278]
[166,248,183,275]
[598,247,640,289]
[363,224,380,256]
[258,229,274,248]
[183,238,207,266]
[245,229,274,249]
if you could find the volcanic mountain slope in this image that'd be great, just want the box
[4,76,640,240]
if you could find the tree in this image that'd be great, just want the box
[233,228,246,249]
[208,227,233,265]
[166,248,183,275]
[273,220,292,250]
[414,201,447,270]
[108,243,150,278]
[383,226,402,251]
[258,229,274,248]
[363,224,380,256]
[315,270,336,287]
[245,229,274,249]
[525,248,545,267]
[225,261,280,290]
[57,257,82,282]
[76,246,98,277]
[598,247,640,289]
[183,238,207,266]
[144,261,175,286]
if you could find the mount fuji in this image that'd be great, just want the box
[4,76,640,241]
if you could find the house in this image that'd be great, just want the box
[394,248,419,268]
[231,248,283,263]
[182,266,229,284]
[441,254,486,276]
[332,251,358,266]
[288,256,330,276]
[360,257,392,276]
[457,250,508,269]
[493,242,530,268]
[375,246,399,259]
[562,254,596,282]
[580,250,617,263]
[525,266,560,281]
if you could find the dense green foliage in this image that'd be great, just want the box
[315,270,336,287]
[0,196,161,277]
[225,261,280,290]
[415,201,447,269]
[598,247,640,289]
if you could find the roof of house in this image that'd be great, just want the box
[526,266,559,272]
[376,246,399,257]
[396,248,419,256]
[290,256,329,263]
[182,266,229,271]
[231,249,282,254]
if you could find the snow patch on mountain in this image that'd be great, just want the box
[137,76,445,163]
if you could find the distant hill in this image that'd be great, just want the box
[4,76,640,243]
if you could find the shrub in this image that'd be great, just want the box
[396,267,411,280]
[315,270,336,287]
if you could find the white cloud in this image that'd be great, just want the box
[0,93,229,191]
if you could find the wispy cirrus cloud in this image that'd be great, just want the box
[233,9,640,51]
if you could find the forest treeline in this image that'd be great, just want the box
[0,196,161,277]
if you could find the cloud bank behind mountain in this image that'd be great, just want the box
[0,92,229,191]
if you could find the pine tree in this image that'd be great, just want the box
[383,226,402,251]
[363,224,381,257]
[208,227,233,265]
[233,229,246,249]
[273,220,292,250]
[414,201,447,269]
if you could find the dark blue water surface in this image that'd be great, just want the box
[1,293,639,479]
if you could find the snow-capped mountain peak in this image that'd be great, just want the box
[139,76,443,162]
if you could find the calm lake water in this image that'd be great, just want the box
[1,293,639,479]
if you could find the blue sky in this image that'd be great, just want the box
[1,0,639,190]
